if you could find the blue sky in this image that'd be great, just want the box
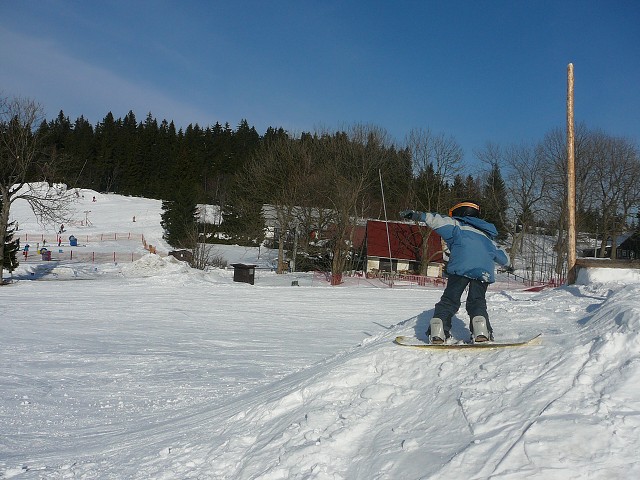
[2,1,639,169]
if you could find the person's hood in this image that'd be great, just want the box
[457,216,498,239]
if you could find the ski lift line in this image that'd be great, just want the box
[378,169,393,272]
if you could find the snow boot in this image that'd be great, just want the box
[429,318,448,344]
[471,316,491,343]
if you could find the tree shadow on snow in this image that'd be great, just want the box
[12,262,60,281]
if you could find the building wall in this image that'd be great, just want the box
[366,256,443,277]
[367,257,412,273]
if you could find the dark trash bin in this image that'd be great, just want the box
[69,235,78,247]
[231,263,257,285]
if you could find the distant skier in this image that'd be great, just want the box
[23,243,30,259]
[401,202,510,344]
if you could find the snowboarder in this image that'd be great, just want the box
[400,202,510,344]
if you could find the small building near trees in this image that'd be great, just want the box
[581,231,640,259]
[364,220,444,276]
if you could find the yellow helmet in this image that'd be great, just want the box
[449,202,481,218]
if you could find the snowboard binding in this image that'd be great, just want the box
[471,316,492,343]
[429,318,447,344]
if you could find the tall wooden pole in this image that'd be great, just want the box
[567,63,577,284]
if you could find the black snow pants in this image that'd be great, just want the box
[432,274,492,335]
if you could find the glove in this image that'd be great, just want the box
[400,210,419,221]
[499,264,514,274]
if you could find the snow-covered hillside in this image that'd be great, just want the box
[2,190,640,479]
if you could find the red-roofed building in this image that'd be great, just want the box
[364,220,444,276]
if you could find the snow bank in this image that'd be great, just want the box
[132,280,640,479]
[119,253,193,278]
[577,266,640,285]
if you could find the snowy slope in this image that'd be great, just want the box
[10,187,162,236]
[138,270,640,480]
[2,190,640,479]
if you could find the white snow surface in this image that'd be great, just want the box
[2,190,640,479]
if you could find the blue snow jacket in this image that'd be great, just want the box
[415,211,509,283]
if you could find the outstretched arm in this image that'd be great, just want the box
[493,245,510,266]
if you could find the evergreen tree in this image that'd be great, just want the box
[182,123,207,201]
[66,115,96,187]
[94,112,120,192]
[450,174,466,203]
[156,119,179,199]
[233,119,261,168]
[137,113,161,198]
[119,110,140,195]
[160,183,199,249]
[482,162,508,239]
[36,111,73,184]
[464,175,483,201]
[1,212,20,277]
[220,201,265,246]
[3,224,19,274]
[49,111,73,153]
[414,162,448,212]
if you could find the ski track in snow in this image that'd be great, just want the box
[3,269,640,479]
[129,283,640,480]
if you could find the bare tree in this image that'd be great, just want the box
[405,128,463,275]
[537,127,569,275]
[319,125,394,283]
[503,143,549,266]
[0,95,74,283]
[185,218,225,270]
[476,142,548,273]
[239,134,314,273]
[405,127,463,212]
[237,125,403,282]
[537,124,594,276]
[588,131,640,258]
[475,142,509,237]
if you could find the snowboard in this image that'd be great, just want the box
[394,333,542,350]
